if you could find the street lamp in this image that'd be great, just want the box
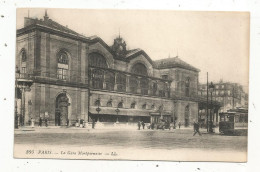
[96,97,101,122]
[209,82,215,133]
[173,100,177,129]
[115,108,120,123]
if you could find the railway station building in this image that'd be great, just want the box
[15,12,201,127]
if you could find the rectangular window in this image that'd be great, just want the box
[159,90,165,97]
[161,75,168,80]
[21,67,26,74]
[57,68,68,80]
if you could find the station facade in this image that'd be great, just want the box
[15,13,200,127]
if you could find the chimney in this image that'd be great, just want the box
[44,10,49,21]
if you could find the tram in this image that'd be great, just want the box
[219,108,248,136]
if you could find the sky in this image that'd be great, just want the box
[17,8,249,92]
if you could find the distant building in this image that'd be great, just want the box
[198,81,248,112]
[15,12,201,127]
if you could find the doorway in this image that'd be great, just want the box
[55,92,70,126]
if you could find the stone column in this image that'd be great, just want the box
[103,75,106,90]
[156,81,159,96]
[168,81,172,98]
[89,68,93,88]
[148,78,152,95]
[114,72,118,91]
[126,74,130,93]
[137,76,141,94]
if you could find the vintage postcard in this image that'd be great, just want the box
[14,8,249,162]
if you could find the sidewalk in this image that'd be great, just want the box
[14,125,220,136]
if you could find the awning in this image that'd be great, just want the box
[89,106,152,117]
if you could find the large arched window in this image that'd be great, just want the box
[21,50,27,62]
[92,69,104,89]
[130,102,136,109]
[107,99,113,107]
[185,77,190,97]
[151,104,156,110]
[94,99,101,106]
[158,81,167,97]
[116,73,126,92]
[57,52,69,80]
[142,103,147,109]
[20,50,27,76]
[89,53,108,68]
[131,63,148,76]
[140,78,149,95]
[104,71,115,91]
[118,102,123,108]
[129,76,138,94]
[152,82,157,96]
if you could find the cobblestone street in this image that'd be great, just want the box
[14,127,247,161]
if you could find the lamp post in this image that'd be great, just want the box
[173,100,177,129]
[209,82,215,133]
[96,97,101,122]
[115,108,120,123]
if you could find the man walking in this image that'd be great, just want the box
[193,122,202,136]
[39,117,42,127]
[138,121,141,130]
[45,118,48,127]
[178,121,181,129]
[141,121,145,130]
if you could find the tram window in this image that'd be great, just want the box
[220,116,225,122]
[245,115,248,123]
[235,115,239,123]
[225,116,230,122]
[239,114,243,122]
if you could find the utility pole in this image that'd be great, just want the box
[206,72,208,132]
[232,86,235,109]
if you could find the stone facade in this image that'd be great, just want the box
[15,13,200,127]
[198,81,248,112]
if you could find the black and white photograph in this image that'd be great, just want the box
[13,8,249,162]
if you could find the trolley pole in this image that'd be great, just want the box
[206,72,209,132]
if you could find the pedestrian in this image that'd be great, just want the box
[45,118,48,127]
[141,121,145,130]
[28,118,31,126]
[151,123,154,130]
[138,121,141,130]
[80,119,83,128]
[178,121,181,129]
[66,118,69,127]
[193,122,202,136]
[92,119,95,129]
[39,117,42,127]
[76,119,79,127]
[31,118,35,128]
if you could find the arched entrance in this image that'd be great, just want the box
[185,105,190,127]
[55,92,70,126]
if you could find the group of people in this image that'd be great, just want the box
[38,117,48,127]
[76,119,85,128]
[137,120,202,136]
[137,121,145,130]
